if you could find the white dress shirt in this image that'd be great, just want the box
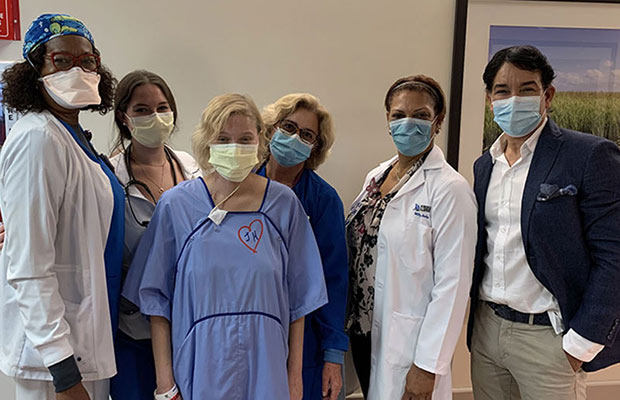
[480,118,603,362]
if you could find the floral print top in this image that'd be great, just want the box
[346,157,425,335]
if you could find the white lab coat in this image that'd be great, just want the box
[0,111,116,382]
[350,146,477,400]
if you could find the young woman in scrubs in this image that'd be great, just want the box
[258,93,349,400]
[108,70,200,400]
[0,14,122,400]
[123,94,327,400]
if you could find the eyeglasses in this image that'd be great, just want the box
[46,52,101,72]
[278,119,319,145]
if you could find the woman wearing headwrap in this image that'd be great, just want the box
[0,13,121,400]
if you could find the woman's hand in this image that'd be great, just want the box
[56,382,90,400]
[154,384,183,400]
[151,317,180,399]
[288,369,303,400]
[401,364,435,400]
[322,362,342,400]
[288,317,305,400]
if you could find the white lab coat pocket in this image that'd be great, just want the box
[16,335,47,373]
[55,264,90,305]
[14,300,96,374]
[399,219,433,273]
[385,312,423,369]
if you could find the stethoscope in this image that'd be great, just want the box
[123,145,178,227]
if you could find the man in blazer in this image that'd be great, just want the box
[468,45,620,400]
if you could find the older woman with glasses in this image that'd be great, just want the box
[257,93,349,400]
[108,70,200,400]
[122,93,327,400]
[0,13,120,400]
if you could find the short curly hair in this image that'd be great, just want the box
[261,93,335,170]
[1,43,115,115]
[192,93,266,173]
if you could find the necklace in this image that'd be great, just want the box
[395,163,409,181]
[395,167,404,181]
[395,156,425,181]
[139,161,167,194]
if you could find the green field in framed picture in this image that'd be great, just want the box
[483,25,620,150]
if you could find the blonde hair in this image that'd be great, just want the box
[192,93,266,172]
[261,93,335,170]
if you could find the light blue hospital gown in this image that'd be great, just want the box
[122,177,328,399]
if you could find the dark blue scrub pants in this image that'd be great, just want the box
[109,331,156,400]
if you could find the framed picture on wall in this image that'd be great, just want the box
[483,25,620,150]
[446,0,620,181]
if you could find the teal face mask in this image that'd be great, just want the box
[269,129,313,167]
[492,95,543,137]
[389,117,434,157]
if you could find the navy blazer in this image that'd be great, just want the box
[467,119,620,372]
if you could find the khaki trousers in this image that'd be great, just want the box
[15,378,110,400]
[471,301,587,400]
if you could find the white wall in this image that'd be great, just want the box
[0,0,456,207]
[0,1,458,398]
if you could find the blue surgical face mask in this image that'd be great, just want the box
[492,95,543,138]
[269,129,313,167]
[389,117,434,157]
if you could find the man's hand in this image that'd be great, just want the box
[56,382,90,400]
[564,351,583,372]
[401,364,435,400]
[322,362,343,400]
[0,223,5,250]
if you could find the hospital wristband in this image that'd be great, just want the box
[154,384,180,400]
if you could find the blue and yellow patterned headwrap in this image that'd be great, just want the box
[23,13,94,59]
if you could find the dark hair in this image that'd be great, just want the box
[1,43,115,115]
[384,74,447,127]
[112,70,178,152]
[483,45,556,91]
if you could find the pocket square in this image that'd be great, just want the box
[536,183,578,202]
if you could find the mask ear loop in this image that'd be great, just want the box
[26,53,42,76]
[540,89,549,118]
[123,112,135,134]
[26,53,45,83]
[430,117,440,141]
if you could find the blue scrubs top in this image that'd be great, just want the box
[123,177,327,399]
[60,121,125,336]
[258,165,350,398]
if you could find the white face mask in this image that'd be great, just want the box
[209,143,258,182]
[40,66,101,109]
[127,112,174,148]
